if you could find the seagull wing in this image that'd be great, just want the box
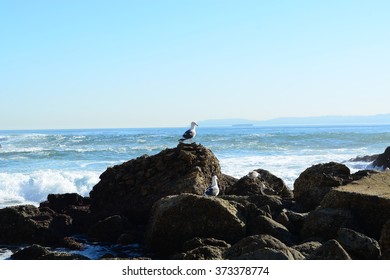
[179,129,195,141]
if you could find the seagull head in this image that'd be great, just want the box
[191,121,198,128]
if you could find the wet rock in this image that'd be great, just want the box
[11,244,89,260]
[337,228,381,260]
[308,239,351,260]
[145,194,246,256]
[293,162,352,211]
[90,143,223,224]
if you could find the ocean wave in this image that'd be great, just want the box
[0,170,100,208]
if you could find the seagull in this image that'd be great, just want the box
[179,121,198,143]
[247,170,266,195]
[204,175,219,197]
[248,170,260,180]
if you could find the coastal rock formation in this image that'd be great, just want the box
[321,171,390,239]
[301,208,360,241]
[372,146,390,169]
[226,169,293,198]
[293,162,352,211]
[11,244,88,260]
[308,239,351,260]
[2,142,390,260]
[379,219,390,259]
[39,193,91,233]
[336,228,381,260]
[224,234,304,260]
[173,238,230,260]
[145,194,246,256]
[0,205,71,246]
[89,143,224,224]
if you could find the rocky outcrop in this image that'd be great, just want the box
[39,193,91,233]
[372,146,390,169]
[226,169,293,198]
[321,172,390,239]
[301,208,360,241]
[2,142,390,260]
[173,238,230,260]
[308,239,351,260]
[293,162,352,211]
[0,205,71,246]
[145,194,246,256]
[224,235,304,260]
[336,228,381,259]
[89,143,224,224]
[379,219,390,259]
[11,244,89,260]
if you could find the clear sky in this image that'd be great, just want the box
[1,0,389,129]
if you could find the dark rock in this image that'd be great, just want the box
[247,215,295,246]
[321,172,390,239]
[182,237,230,252]
[40,193,86,212]
[61,236,85,250]
[0,205,71,246]
[40,193,91,233]
[90,143,223,224]
[173,238,231,260]
[275,209,308,235]
[308,239,351,260]
[351,170,378,181]
[347,154,379,163]
[379,219,390,260]
[372,146,390,169]
[337,228,381,260]
[293,162,352,211]
[145,194,246,256]
[301,208,360,241]
[225,235,304,260]
[11,244,89,260]
[226,169,293,198]
[292,241,322,258]
[88,215,124,242]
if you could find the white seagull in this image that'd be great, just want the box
[248,170,260,180]
[247,170,266,195]
[204,175,219,197]
[179,121,198,142]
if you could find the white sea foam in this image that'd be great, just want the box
[0,170,100,208]
[218,152,374,188]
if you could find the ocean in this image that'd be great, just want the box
[1,125,390,209]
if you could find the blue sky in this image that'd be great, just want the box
[1,0,389,129]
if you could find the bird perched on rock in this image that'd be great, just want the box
[204,175,219,197]
[247,170,260,180]
[179,121,198,143]
[247,170,266,195]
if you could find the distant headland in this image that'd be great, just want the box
[199,113,390,127]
